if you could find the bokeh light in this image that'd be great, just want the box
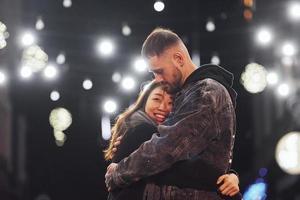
[241,63,268,94]
[49,107,72,131]
[275,132,300,175]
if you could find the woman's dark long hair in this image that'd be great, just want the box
[104,80,165,161]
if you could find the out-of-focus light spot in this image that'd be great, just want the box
[243,0,254,7]
[243,9,253,21]
[0,21,8,49]
[266,71,279,85]
[83,79,93,90]
[259,168,268,177]
[211,55,220,65]
[20,66,33,79]
[54,130,66,142]
[43,65,58,79]
[35,17,45,30]
[21,31,35,46]
[0,70,7,85]
[121,76,135,91]
[22,45,48,72]
[206,19,215,32]
[282,42,297,57]
[133,58,148,73]
[281,56,294,67]
[277,83,290,97]
[0,21,7,33]
[63,0,72,8]
[122,24,131,36]
[154,1,165,12]
[276,132,300,175]
[192,51,201,67]
[50,90,60,101]
[288,2,300,20]
[0,36,7,49]
[256,28,273,46]
[49,107,72,131]
[241,63,267,93]
[97,39,115,57]
[112,72,122,83]
[243,181,267,200]
[56,52,66,65]
[103,99,117,114]
[101,115,111,140]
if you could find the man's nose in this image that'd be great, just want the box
[154,74,163,82]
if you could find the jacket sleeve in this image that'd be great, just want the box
[110,81,231,188]
[113,123,157,163]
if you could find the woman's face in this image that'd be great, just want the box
[145,86,173,124]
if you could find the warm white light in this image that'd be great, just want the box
[0,21,7,33]
[56,53,66,65]
[112,72,122,83]
[43,65,57,79]
[277,83,290,97]
[121,76,135,91]
[83,79,93,90]
[134,58,148,73]
[54,130,66,142]
[49,107,72,131]
[21,45,48,73]
[281,56,294,67]
[122,24,131,36]
[154,1,165,12]
[276,132,300,175]
[50,90,60,101]
[266,72,279,85]
[211,55,220,65]
[97,39,115,57]
[241,63,267,94]
[35,17,45,30]
[288,2,300,20]
[282,42,297,56]
[20,66,33,79]
[206,20,216,32]
[0,36,7,49]
[63,0,72,8]
[101,115,111,140]
[0,70,6,85]
[256,28,273,45]
[21,32,35,46]
[103,100,117,114]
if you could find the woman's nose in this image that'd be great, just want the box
[158,101,167,111]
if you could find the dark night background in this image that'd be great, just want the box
[1,0,300,199]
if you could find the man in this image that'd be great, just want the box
[106,28,239,199]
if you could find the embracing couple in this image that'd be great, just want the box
[104,28,242,200]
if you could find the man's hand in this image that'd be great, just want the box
[217,173,240,196]
[105,163,118,192]
[111,136,122,158]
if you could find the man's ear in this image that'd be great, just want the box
[173,52,184,67]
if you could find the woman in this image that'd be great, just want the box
[104,81,240,199]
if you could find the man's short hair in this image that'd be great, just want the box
[141,28,181,58]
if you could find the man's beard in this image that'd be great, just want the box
[164,69,182,94]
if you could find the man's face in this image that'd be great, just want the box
[148,53,182,94]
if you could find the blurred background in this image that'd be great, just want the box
[0,0,300,199]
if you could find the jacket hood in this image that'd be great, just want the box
[182,64,237,107]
